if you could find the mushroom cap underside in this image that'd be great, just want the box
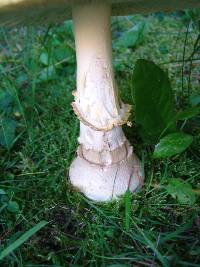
[0,0,200,26]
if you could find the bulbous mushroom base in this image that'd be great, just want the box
[69,148,143,202]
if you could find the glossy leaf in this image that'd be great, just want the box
[133,59,176,143]
[153,132,193,158]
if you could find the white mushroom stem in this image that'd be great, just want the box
[69,2,143,201]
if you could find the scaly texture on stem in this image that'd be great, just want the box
[69,2,143,201]
[72,3,131,131]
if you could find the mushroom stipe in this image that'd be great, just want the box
[1,0,200,201]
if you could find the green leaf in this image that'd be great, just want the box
[132,59,176,143]
[7,201,20,214]
[176,106,200,120]
[54,45,75,63]
[0,118,17,150]
[39,52,49,66]
[189,94,200,106]
[0,90,13,113]
[153,132,193,158]
[118,22,147,48]
[38,66,56,82]
[0,220,48,260]
[8,231,23,245]
[165,178,196,205]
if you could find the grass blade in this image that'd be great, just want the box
[0,220,48,260]
[132,220,169,267]
[124,190,132,231]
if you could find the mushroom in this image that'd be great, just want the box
[1,1,200,201]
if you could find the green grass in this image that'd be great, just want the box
[0,11,200,266]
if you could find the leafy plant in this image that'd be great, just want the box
[0,189,20,214]
[38,21,75,83]
[132,59,176,144]
[176,105,200,120]
[132,60,199,205]
[153,133,193,158]
[164,178,197,205]
[132,59,199,158]
[118,22,147,48]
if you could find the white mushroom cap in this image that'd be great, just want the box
[0,0,200,26]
